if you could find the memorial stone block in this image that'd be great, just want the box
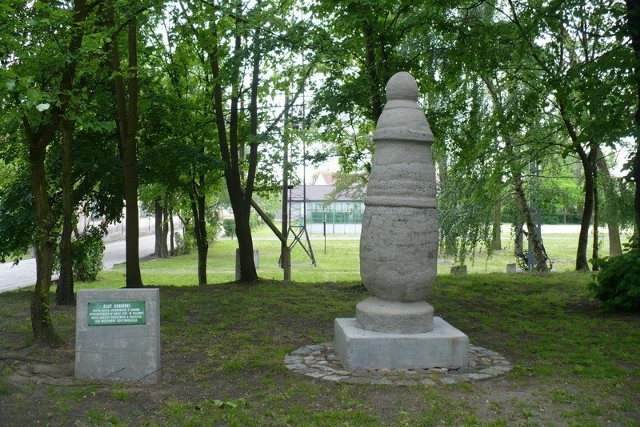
[75,288,161,383]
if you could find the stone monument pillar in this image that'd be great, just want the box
[334,71,469,370]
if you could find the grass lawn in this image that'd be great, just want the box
[115,223,629,286]
[1,229,639,426]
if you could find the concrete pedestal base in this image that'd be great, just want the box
[334,317,469,370]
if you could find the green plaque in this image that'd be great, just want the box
[88,301,146,326]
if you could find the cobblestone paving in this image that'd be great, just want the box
[284,343,512,385]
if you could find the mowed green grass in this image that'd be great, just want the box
[1,270,639,426]
[1,224,638,426]
[108,224,628,286]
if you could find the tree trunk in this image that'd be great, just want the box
[189,183,208,286]
[110,5,142,287]
[626,0,640,236]
[592,161,600,270]
[209,24,258,282]
[56,118,76,305]
[25,0,89,339]
[234,213,257,281]
[558,97,596,271]
[575,146,596,271]
[154,199,162,257]
[596,149,623,256]
[512,173,549,271]
[169,207,175,256]
[197,240,207,286]
[491,199,502,251]
[514,215,525,257]
[481,76,547,270]
[124,18,142,287]
[282,95,291,281]
[236,25,262,282]
[607,223,623,257]
[29,139,61,345]
[161,199,169,258]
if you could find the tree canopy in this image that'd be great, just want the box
[1,0,638,342]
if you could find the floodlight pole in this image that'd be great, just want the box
[279,90,316,268]
[299,130,316,266]
[527,162,543,270]
[281,95,291,281]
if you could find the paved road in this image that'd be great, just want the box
[0,230,155,294]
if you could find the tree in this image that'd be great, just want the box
[56,0,95,305]
[595,150,626,257]
[1,0,146,340]
[308,0,634,271]
[208,6,259,281]
[308,0,430,146]
[203,0,309,281]
[501,0,633,270]
[57,117,77,305]
[108,0,143,287]
[627,0,640,235]
[308,0,543,266]
[0,0,98,343]
[483,77,551,271]
[0,165,36,264]
[1,4,123,300]
[141,3,226,285]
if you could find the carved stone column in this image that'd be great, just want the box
[334,72,469,370]
[357,71,437,334]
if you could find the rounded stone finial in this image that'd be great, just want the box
[374,71,433,142]
[385,71,419,102]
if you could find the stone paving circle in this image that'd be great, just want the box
[284,343,512,386]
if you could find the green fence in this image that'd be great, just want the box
[306,201,364,225]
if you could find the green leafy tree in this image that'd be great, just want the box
[176,0,310,281]
[140,3,227,285]
[627,0,640,234]
[1,0,132,339]
[0,164,36,263]
[501,0,634,270]
[0,0,96,343]
[107,0,145,287]
[307,0,438,165]
[308,1,635,272]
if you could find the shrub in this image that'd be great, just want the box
[222,219,235,237]
[174,231,193,255]
[73,227,105,282]
[590,240,640,312]
[53,227,105,282]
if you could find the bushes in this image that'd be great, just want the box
[222,219,235,237]
[54,226,105,282]
[174,231,194,255]
[590,240,640,312]
[73,227,105,281]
